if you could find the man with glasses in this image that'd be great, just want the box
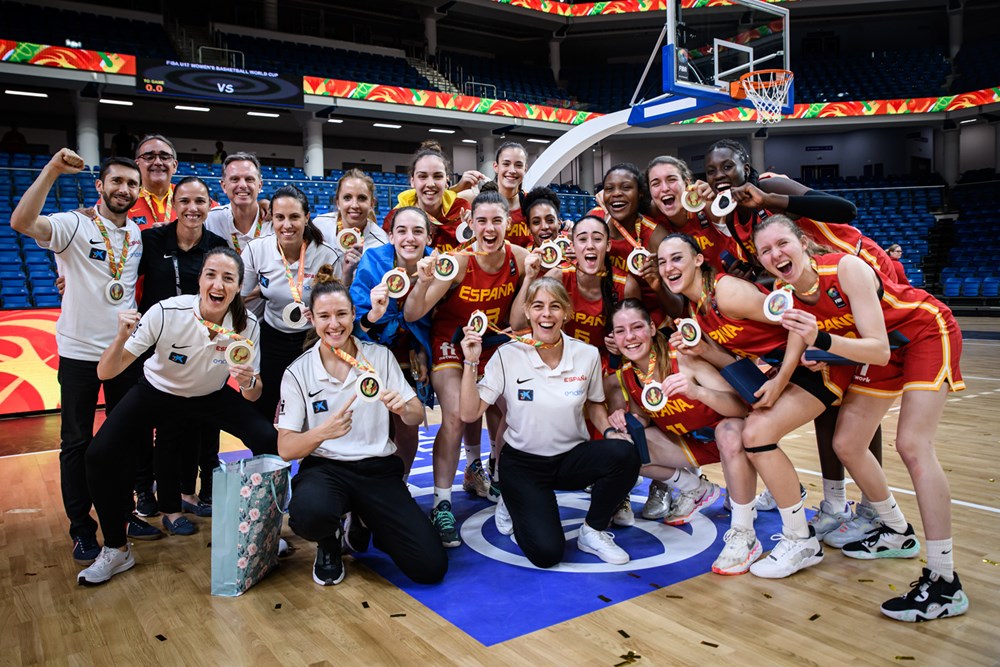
[131,135,179,228]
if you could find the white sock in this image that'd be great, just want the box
[860,492,874,507]
[670,468,700,492]
[926,538,954,581]
[870,494,907,532]
[434,487,451,507]
[730,499,756,532]
[822,478,848,511]
[779,500,810,539]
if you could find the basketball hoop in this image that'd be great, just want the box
[735,69,793,125]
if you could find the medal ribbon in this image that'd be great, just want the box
[775,258,820,296]
[194,312,253,346]
[485,321,561,350]
[627,348,658,385]
[92,213,130,280]
[139,188,172,223]
[277,238,307,304]
[608,218,643,251]
[230,210,264,254]
[330,344,376,374]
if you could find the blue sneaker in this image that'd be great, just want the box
[135,490,159,518]
[181,498,212,517]
[72,534,101,566]
[162,515,198,536]
[127,514,164,540]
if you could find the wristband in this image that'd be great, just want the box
[814,330,832,351]
[463,360,479,369]
[603,427,618,438]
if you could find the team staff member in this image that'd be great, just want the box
[11,148,161,566]
[130,135,179,228]
[314,168,388,284]
[405,189,529,546]
[754,216,968,622]
[78,247,277,585]
[459,278,640,568]
[205,152,271,255]
[349,207,433,474]
[491,141,532,247]
[277,268,447,587]
[138,177,229,529]
[241,185,342,422]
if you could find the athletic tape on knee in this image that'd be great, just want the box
[743,443,778,454]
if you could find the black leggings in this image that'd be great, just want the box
[86,379,278,548]
[289,455,447,584]
[499,439,640,569]
[256,321,308,423]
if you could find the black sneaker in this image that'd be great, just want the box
[135,491,159,518]
[430,500,461,548]
[126,514,164,540]
[313,545,345,586]
[881,568,970,622]
[342,513,371,554]
[72,534,101,566]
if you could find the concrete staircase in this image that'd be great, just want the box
[407,57,460,94]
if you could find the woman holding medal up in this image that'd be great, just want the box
[523,187,565,251]
[78,247,277,585]
[490,141,532,247]
[405,187,529,548]
[240,185,341,422]
[278,267,446,587]
[314,169,389,284]
[349,207,434,474]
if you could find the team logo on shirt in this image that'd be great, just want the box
[517,389,533,402]
[312,400,329,413]
[259,274,270,288]
[133,216,147,226]
[168,352,188,365]
[88,248,107,261]
[826,286,847,309]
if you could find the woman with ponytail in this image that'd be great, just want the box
[240,185,341,422]
[491,141,532,247]
[523,186,564,250]
[276,266,446,588]
[78,247,278,586]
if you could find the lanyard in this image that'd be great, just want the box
[230,209,264,254]
[195,311,253,345]
[140,188,172,223]
[329,344,375,374]
[627,348,658,384]
[485,321,561,350]
[277,237,307,304]
[609,217,643,251]
[91,212,130,280]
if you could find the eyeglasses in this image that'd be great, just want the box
[137,152,176,163]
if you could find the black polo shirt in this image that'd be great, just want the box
[138,222,229,313]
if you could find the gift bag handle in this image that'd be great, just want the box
[269,469,292,515]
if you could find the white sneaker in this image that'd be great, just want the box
[823,502,879,548]
[755,484,807,511]
[577,522,629,565]
[612,497,635,527]
[807,499,853,539]
[712,527,763,575]
[642,480,673,520]
[667,475,721,526]
[749,527,824,579]
[495,496,513,536]
[77,546,135,586]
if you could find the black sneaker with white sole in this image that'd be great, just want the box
[881,568,969,622]
[313,545,345,586]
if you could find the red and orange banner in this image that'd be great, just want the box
[487,0,791,18]
[0,309,61,416]
[0,40,135,75]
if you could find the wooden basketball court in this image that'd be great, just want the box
[1,317,998,666]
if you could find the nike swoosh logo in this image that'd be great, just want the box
[516,378,531,384]
[308,389,323,397]
[171,344,191,349]
[942,549,952,554]
[89,238,103,245]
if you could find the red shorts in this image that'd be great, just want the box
[679,435,721,467]
[848,314,965,397]
[431,332,497,375]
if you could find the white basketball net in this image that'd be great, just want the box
[740,70,793,125]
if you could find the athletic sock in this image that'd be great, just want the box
[670,468,700,492]
[730,499,756,532]
[779,500,810,539]
[433,487,452,507]
[926,538,955,581]
[822,478,848,511]
[870,494,907,532]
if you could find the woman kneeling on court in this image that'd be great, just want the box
[459,277,641,567]
[80,247,278,585]
[276,266,447,586]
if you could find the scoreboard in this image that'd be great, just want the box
[136,59,302,108]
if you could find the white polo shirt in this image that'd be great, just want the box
[39,208,143,362]
[313,214,389,250]
[124,294,260,398]
[477,332,604,456]
[276,338,415,461]
[239,234,342,333]
[205,204,272,254]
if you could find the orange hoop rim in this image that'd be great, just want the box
[730,69,794,100]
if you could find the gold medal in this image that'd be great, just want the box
[710,189,738,217]
[682,187,706,213]
[281,302,308,329]
[538,241,562,269]
[433,254,459,281]
[337,228,361,251]
[677,317,702,347]
[467,309,488,336]
[105,279,126,305]
[640,382,668,413]
[225,340,255,366]
[626,248,651,276]
[763,287,794,322]
[382,267,411,298]
[356,371,383,402]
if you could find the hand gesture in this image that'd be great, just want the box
[318,394,356,441]
[780,308,819,346]
[116,309,140,339]
[369,282,389,322]
[381,389,407,415]
[691,180,714,204]
[661,373,695,401]
[455,170,487,192]
[732,183,767,210]
[415,250,440,284]
[639,255,661,290]
[524,250,542,281]
[668,326,704,357]
[604,334,620,356]
[228,363,256,389]
[49,148,85,175]
[460,325,483,366]
[343,243,363,276]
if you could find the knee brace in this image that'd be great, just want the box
[744,443,779,454]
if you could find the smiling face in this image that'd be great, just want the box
[472,201,509,253]
[271,196,307,247]
[611,306,654,364]
[754,222,810,283]
[493,146,527,195]
[135,138,177,193]
[221,159,261,208]
[311,291,355,350]
[410,155,448,213]
[337,177,373,230]
[657,236,703,299]
[174,180,211,232]
[572,217,608,276]
[199,253,242,317]
[602,169,640,223]
[96,164,141,215]
[647,162,687,221]
[390,209,430,263]
[527,201,560,246]
[704,147,749,194]
[526,287,567,344]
